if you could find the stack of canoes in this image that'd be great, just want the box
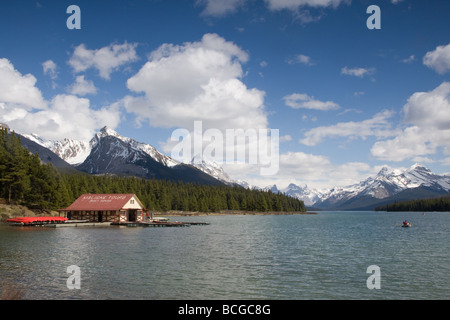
[6,217,68,226]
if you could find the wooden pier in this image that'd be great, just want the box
[6,217,209,228]
[111,221,210,227]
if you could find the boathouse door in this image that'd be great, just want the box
[128,210,137,222]
[98,211,103,222]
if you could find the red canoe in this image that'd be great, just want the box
[6,216,68,225]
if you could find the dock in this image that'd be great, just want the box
[111,221,210,227]
[6,217,209,228]
[47,221,114,228]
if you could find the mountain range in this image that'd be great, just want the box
[18,126,450,210]
[270,164,450,210]
[22,126,226,186]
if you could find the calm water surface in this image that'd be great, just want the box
[0,211,449,299]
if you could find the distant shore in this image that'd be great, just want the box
[154,210,317,217]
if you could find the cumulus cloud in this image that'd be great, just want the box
[0,58,120,141]
[341,66,375,78]
[0,58,46,111]
[124,33,267,132]
[42,60,58,79]
[371,82,450,161]
[423,43,450,75]
[403,82,450,130]
[265,0,347,10]
[226,150,377,190]
[5,94,121,141]
[284,93,339,111]
[401,55,415,64]
[287,54,314,66]
[370,126,440,162]
[196,0,244,16]
[196,0,349,22]
[68,42,138,80]
[68,75,98,96]
[300,110,396,146]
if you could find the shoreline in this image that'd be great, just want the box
[154,210,317,217]
[1,202,316,224]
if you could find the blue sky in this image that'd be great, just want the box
[1,0,450,189]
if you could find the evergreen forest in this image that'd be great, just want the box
[375,196,450,212]
[0,129,305,213]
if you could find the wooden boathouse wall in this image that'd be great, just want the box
[59,194,147,223]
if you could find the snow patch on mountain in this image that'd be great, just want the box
[190,154,237,185]
[91,126,180,167]
[24,126,238,184]
[264,183,324,206]
[23,133,91,165]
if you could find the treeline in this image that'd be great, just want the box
[375,196,450,212]
[0,129,305,212]
[0,129,67,210]
[62,174,305,212]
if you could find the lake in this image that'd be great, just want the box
[0,211,449,300]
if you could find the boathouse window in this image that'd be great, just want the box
[130,199,135,204]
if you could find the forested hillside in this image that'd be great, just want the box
[375,196,450,212]
[0,129,305,213]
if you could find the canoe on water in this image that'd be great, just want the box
[401,223,412,228]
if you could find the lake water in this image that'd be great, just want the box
[0,211,449,300]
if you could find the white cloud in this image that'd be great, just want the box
[280,134,292,142]
[341,66,375,78]
[264,0,349,23]
[287,54,314,66]
[265,0,347,11]
[226,151,377,190]
[196,0,349,22]
[441,157,450,167]
[125,33,267,132]
[0,58,46,111]
[196,0,244,16]
[401,55,415,64]
[370,126,441,162]
[5,94,121,141]
[300,110,396,146]
[371,82,450,161]
[68,42,138,80]
[403,82,450,130]
[423,43,450,75]
[0,57,120,141]
[68,75,98,96]
[284,93,340,111]
[42,60,58,79]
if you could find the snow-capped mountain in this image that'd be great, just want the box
[282,184,324,206]
[24,126,229,186]
[264,183,324,206]
[75,127,224,185]
[190,154,236,185]
[90,127,180,168]
[314,164,450,210]
[22,134,91,165]
[269,164,450,209]
[25,127,180,168]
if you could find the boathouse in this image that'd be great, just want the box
[59,194,148,223]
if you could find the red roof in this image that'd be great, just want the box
[60,194,144,211]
